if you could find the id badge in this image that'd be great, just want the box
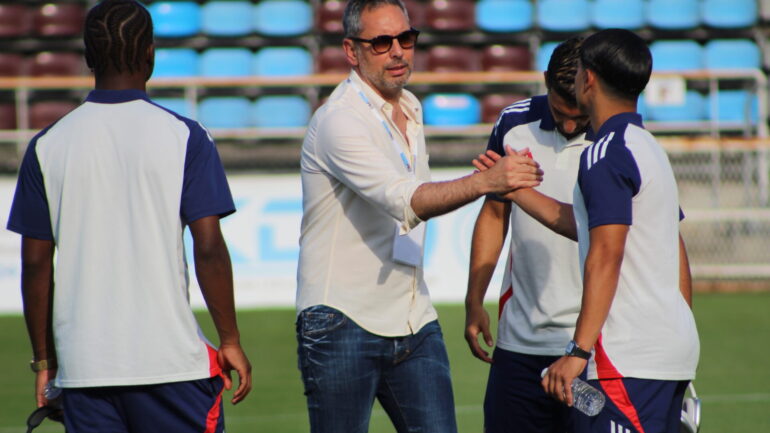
[391,223,425,267]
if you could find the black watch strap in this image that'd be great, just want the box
[565,340,592,360]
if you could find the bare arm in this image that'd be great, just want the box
[411,152,542,220]
[679,233,692,308]
[190,216,252,404]
[542,224,628,406]
[464,198,511,363]
[21,236,56,407]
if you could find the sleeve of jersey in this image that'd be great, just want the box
[6,138,53,240]
[180,123,236,225]
[578,145,641,229]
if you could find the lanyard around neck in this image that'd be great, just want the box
[347,78,414,173]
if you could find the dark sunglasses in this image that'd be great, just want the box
[349,28,420,54]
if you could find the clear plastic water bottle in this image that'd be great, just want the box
[541,368,606,416]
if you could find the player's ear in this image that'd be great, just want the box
[343,38,360,67]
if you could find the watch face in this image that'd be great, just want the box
[566,341,576,353]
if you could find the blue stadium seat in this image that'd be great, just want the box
[537,0,590,32]
[709,90,758,123]
[253,47,313,76]
[645,90,706,122]
[704,40,761,70]
[647,0,699,30]
[592,0,645,30]
[252,95,311,128]
[200,48,253,77]
[422,94,481,126]
[636,93,648,120]
[148,2,200,37]
[254,0,312,36]
[153,48,198,78]
[650,40,703,71]
[152,98,193,118]
[199,97,252,128]
[702,0,757,28]
[202,1,253,36]
[475,0,533,33]
[536,42,559,72]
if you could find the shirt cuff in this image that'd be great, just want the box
[399,181,425,234]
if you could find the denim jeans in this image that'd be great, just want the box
[296,305,458,433]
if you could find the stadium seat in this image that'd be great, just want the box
[202,1,253,36]
[636,93,648,120]
[592,0,645,30]
[425,0,475,32]
[253,47,313,76]
[199,97,252,128]
[476,0,533,33]
[0,4,32,38]
[403,0,426,29]
[316,0,344,34]
[423,93,481,126]
[645,90,706,122]
[252,95,311,128]
[0,53,26,76]
[709,90,758,123]
[704,40,761,70]
[152,97,193,118]
[153,48,198,78]
[32,3,85,37]
[650,40,703,71]
[536,42,559,72]
[200,48,253,77]
[647,0,699,30]
[481,45,531,71]
[317,46,350,74]
[702,0,758,28]
[255,0,312,36]
[0,103,16,130]
[481,93,528,124]
[29,100,78,129]
[148,2,200,37]
[426,46,480,72]
[537,0,590,32]
[28,52,84,76]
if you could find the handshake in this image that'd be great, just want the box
[472,145,543,199]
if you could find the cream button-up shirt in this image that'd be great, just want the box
[297,70,437,337]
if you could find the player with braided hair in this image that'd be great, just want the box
[8,1,251,431]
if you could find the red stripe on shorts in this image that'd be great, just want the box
[204,388,223,433]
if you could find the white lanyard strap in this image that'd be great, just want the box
[347,78,414,172]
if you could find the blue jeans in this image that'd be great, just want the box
[296,305,458,433]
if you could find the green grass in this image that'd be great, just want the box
[1,293,769,432]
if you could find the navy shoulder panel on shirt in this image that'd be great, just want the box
[487,95,551,155]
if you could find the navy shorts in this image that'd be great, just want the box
[62,376,225,433]
[574,378,689,433]
[484,347,584,433]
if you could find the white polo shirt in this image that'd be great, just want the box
[7,89,235,387]
[487,95,592,356]
[573,112,699,380]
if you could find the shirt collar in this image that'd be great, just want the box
[86,89,150,104]
[348,70,421,125]
[594,111,644,139]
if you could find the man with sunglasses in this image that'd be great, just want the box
[296,1,543,432]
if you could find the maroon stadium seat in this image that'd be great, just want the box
[28,52,84,76]
[317,0,344,34]
[29,100,78,129]
[0,4,32,37]
[0,103,17,130]
[0,53,27,76]
[481,45,532,71]
[425,0,475,31]
[33,3,85,37]
[481,93,529,124]
[426,45,480,72]
[317,46,350,74]
[403,0,426,29]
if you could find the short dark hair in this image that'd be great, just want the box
[343,0,409,38]
[545,36,584,106]
[84,0,153,75]
[579,29,652,101]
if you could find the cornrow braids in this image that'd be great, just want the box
[84,0,153,75]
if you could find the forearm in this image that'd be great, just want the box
[679,234,693,308]
[466,200,510,307]
[507,189,577,241]
[21,238,56,362]
[411,173,488,221]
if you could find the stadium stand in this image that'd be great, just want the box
[704,39,761,70]
[424,0,475,31]
[253,47,313,76]
[591,0,645,30]
[646,0,700,30]
[426,46,480,72]
[199,97,251,128]
[201,1,253,37]
[646,90,707,122]
[252,95,311,128]
[650,40,704,71]
[148,2,200,37]
[475,0,533,33]
[254,0,313,36]
[153,48,198,78]
[28,52,84,77]
[32,3,85,37]
[702,0,758,28]
[481,45,532,71]
[423,93,481,126]
[200,48,253,77]
[537,0,591,32]
[0,4,32,38]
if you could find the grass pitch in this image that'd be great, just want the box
[1,292,768,432]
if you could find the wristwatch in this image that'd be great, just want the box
[565,340,592,360]
[29,358,56,373]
